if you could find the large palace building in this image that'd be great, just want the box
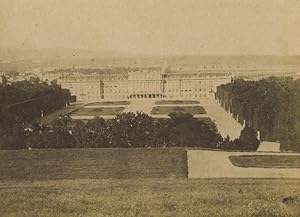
[59,67,232,101]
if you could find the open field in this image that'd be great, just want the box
[0,149,187,180]
[151,106,206,115]
[155,100,200,105]
[0,179,299,217]
[85,101,131,106]
[229,155,300,168]
[70,107,125,116]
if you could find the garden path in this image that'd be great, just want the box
[188,150,300,178]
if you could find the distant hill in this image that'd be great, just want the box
[1,48,300,63]
[0,48,299,72]
[161,55,300,68]
[0,48,132,61]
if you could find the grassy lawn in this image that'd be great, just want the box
[155,100,200,105]
[85,101,131,106]
[70,107,125,116]
[0,149,187,180]
[151,106,206,115]
[229,155,300,168]
[0,179,299,217]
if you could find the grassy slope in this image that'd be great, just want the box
[0,179,299,217]
[229,155,300,168]
[1,149,300,216]
[0,148,187,180]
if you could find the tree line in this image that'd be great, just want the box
[2,112,260,151]
[216,77,300,151]
[0,77,71,149]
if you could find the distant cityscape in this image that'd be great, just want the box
[1,49,300,102]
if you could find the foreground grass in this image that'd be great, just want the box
[0,149,187,180]
[0,179,299,217]
[229,155,300,168]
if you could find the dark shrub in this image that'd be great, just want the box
[238,126,260,151]
[220,126,260,151]
[164,112,222,148]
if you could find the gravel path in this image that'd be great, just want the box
[123,99,156,115]
[188,150,300,178]
[201,98,243,139]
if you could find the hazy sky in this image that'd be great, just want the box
[0,0,300,55]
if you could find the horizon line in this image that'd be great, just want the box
[0,47,300,57]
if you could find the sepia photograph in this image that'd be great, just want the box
[0,0,300,216]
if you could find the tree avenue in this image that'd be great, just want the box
[216,77,300,151]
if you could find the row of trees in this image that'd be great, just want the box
[216,77,300,151]
[0,77,71,149]
[0,112,260,151]
[24,112,223,149]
